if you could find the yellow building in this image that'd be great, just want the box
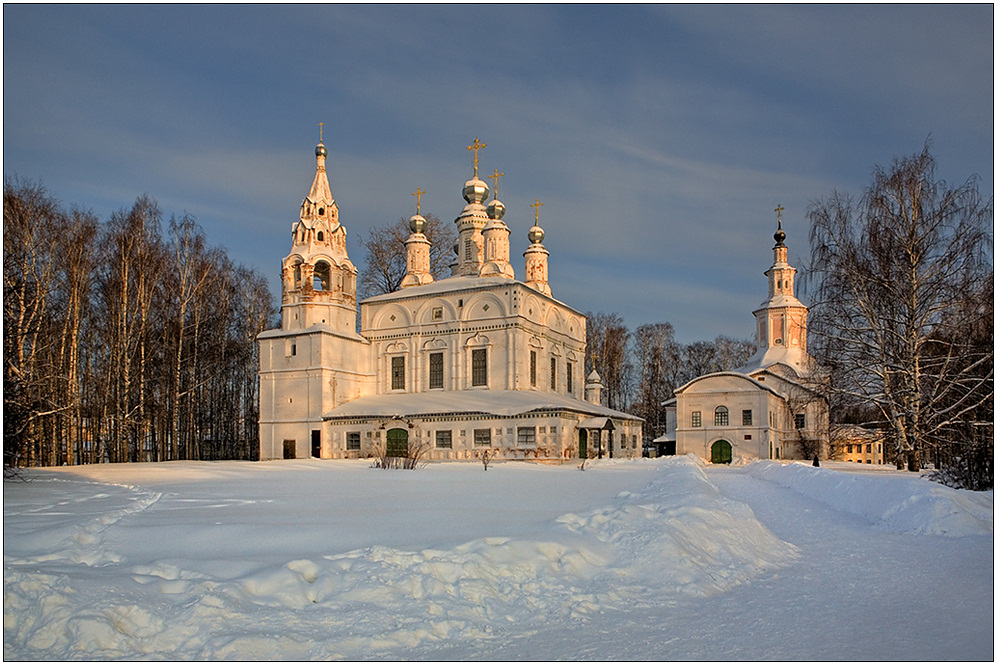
[832,424,886,465]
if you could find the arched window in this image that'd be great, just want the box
[714,406,729,427]
[313,261,331,291]
[292,261,302,288]
[317,231,324,242]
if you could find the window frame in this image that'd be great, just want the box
[390,356,405,391]
[429,352,444,390]
[473,429,491,447]
[517,427,537,448]
[715,406,729,427]
[471,348,487,387]
[346,432,361,451]
[435,430,452,449]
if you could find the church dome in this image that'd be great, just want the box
[486,198,506,220]
[315,143,327,158]
[774,222,786,246]
[462,177,489,205]
[528,224,545,244]
[409,213,427,234]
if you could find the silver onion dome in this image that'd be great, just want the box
[486,198,506,220]
[409,213,427,234]
[462,177,489,205]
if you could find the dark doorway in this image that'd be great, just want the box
[282,440,296,459]
[311,430,321,458]
[711,440,733,464]
[386,428,409,458]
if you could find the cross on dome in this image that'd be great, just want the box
[531,198,544,224]
[412,187,426,214]
[773,204,787,246]
[467,138,486,177]
[487,169,504,199]
[318,122,324,143]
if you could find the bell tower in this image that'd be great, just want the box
[280,129,358,334]
[258,129,373,461]
[745,205,812,375]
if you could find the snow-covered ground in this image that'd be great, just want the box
[4,456,993,660]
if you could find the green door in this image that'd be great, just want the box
[386,428,408,458]
[578,429,587,459]
[711,440,732,464]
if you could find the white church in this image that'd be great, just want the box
[258,137,643,462]
[657,215,829,463]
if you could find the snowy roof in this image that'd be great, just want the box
[735,345,810,375]
[324,389,641,422]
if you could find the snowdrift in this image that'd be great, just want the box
[5,456,795,660]
[746,460,994,537]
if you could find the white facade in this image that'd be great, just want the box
[259,140,642,461]
[658,221,828,463]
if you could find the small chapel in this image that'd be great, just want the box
[657,212,829,463]
[258,136,642,461]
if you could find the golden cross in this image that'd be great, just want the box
[412,187,426,214]
[318,122,324,143]
[487,169,504,198]
[467,138,486,177]
[774,204,784,223]
[531,198,544,224]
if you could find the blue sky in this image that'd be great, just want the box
[4,4,992,342]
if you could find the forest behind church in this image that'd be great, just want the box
[4,180,275,468]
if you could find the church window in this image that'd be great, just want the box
[742,410,752,426]
[464,239,473,261]
[293,262,302,287]
[317,231,324,241]
[391,356,405,390]
[795,413,806,429]
[847,444,853,454]
[567,362,573,394]
[715,406,729,427]
[429,352,444,389]
[550,357,557,391]
[432,307,443,321]
[472,349,487,386]
[530,351,537,386]
[866,444,872,454]
[346,432,361,451]
[318,207,325,216]
[435,430,452,449]
[473,429,491,447]
[517,427,536,447]
[692,411,702,427]
[313,261,331,291]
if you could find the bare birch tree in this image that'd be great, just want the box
[807,144,993,485]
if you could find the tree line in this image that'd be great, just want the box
[4,179,276,468]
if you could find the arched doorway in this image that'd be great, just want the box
[711,440,732,464]
[386,428,409,458]
[578,429,587,459]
